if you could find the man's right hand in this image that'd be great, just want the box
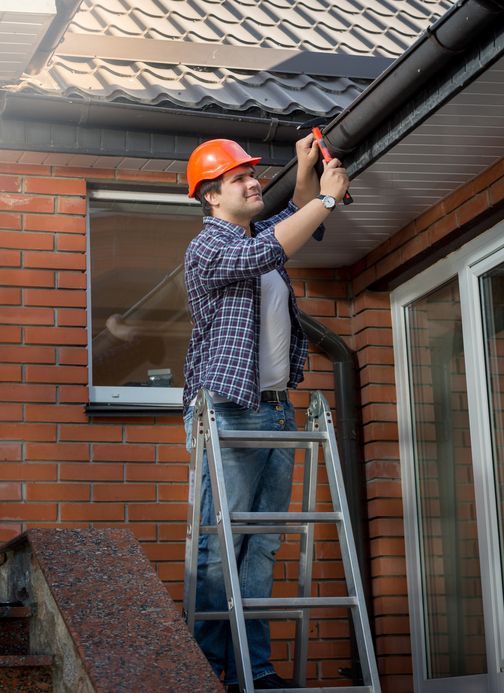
[319,158,350,202]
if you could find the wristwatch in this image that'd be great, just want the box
[317,194,337,211]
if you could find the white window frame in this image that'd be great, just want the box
[391,219,504,693]
[86,189,200,408]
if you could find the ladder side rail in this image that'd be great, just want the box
[318,395,381,693]
[293,420,320,686]
[203,394,255,693]
[183,406,206,632]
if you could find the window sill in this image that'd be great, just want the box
[85,403,183,417]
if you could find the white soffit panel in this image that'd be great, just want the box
[0,0,57,81]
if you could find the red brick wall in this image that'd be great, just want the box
[1,156,503,691]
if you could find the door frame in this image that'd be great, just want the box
[391,219,504,692]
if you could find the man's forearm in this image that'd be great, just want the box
[292,167,320,208]
[274,199,329,258]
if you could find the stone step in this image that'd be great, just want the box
[0,655,54,691]
[0,603,32,656]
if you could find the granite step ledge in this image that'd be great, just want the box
[0,603,32,656]
[0,655,54,692]
[0,528,224,693]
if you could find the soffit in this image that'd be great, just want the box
[294,56,504,267]
[12,0,453,118]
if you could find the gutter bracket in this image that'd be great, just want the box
[426,26,466,54]
[262,117,279,143]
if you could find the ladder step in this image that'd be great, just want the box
[201,524,309,535]
[218,430,327,448]
[243,597,358,609]
[231,512,342,523]
[195,609,304,621]
[255,688,373,692]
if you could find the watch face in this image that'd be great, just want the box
[323,196,336,209]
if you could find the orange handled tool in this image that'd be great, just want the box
[312,127,353,205]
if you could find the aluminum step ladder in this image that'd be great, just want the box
[183,389,381,693]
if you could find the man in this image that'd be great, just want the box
[183,134,349,690]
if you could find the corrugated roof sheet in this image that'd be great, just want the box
[14,0,454,117]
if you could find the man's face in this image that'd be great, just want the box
[204,164,264,222]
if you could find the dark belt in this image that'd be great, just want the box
[260,390,289,403]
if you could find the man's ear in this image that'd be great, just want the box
[204,189,220,209]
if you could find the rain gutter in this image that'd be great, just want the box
[260,0,504,216]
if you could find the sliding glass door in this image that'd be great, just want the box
[392,220,504,693]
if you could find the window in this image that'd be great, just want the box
[87,190,201,408]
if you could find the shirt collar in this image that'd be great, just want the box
[202,215,248,237]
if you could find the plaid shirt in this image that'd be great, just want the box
[183,202,311,412]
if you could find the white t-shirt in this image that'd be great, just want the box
[259,270,291,391]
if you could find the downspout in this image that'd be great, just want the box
[299,311,372,683]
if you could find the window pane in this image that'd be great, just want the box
[406,278,487,678]
[89,199,201,396]
[480,264,504,598]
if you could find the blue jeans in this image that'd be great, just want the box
[184,399,296,684]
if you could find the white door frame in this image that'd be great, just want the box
[391,219,504,693]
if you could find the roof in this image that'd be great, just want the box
[13,0,454,118]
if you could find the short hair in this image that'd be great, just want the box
[196,177,223,216]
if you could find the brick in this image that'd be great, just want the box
[0,193,54,213]
[297,298,335,316]
[58,272,86,289]
[0,268,54,287]
[427,211,459,245]
[25,177,86,196]
[57,197,87,215]
[0,249,20,266]
[352,266,377,296]
[457,191,489,227]
[367,478,403,499]
[0,483,21,501]
[1,423,56,441]
[0,503,57,521]
[0,306,54,325]
[126,464,187,481]
[26,442,89,461]
[158,485,188,501]
[360,384,397,406]
[26,365,87,384]
[142,543,184,561]
[158,524,186,541]
[60,503,124,521]
[0,163,50,175]
[0,384,55,402]
[0,287,20,304]
[362,403,398,424]
[0,230,53,250]
[368,498,404,518]
[58,308,87,327]
[360,365,396,386]
[25,404,87,423]
[0,213,21,230]
[24,251,86,271]
[126,425,185,444]
[364,441,400,461]
[59,385,88,402]
[116,170,177,183]
[472,159,504,192]
[26,483,90,501]
[128,503,187,521]
[353,309,392,333]
[60,424,121,442]
[24,326,87,345]
[60,463,123,481]
[0,524,22,542]
[157,446,188,463]
[24,289,86,307]
[489,175,504,206]
[93,483,156,501]
[0,404,23,421]
[353,291,391,314]
[24,215,86,234]
[297,371,332,390]
[93,444,155,462]
[305,280,348,299]
[0,443,21,461]
[0,364,21,381]
[57,234,86,252]
[0,345,55,363]
[58,346,87,366]
[0,463,57,480]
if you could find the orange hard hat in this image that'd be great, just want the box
[187,139,261,198]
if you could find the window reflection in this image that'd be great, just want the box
[89,199,201,392]
[406,278,487,679]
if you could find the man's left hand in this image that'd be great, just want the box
[296,133,319,175]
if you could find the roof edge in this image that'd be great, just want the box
[261,0,504,216]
